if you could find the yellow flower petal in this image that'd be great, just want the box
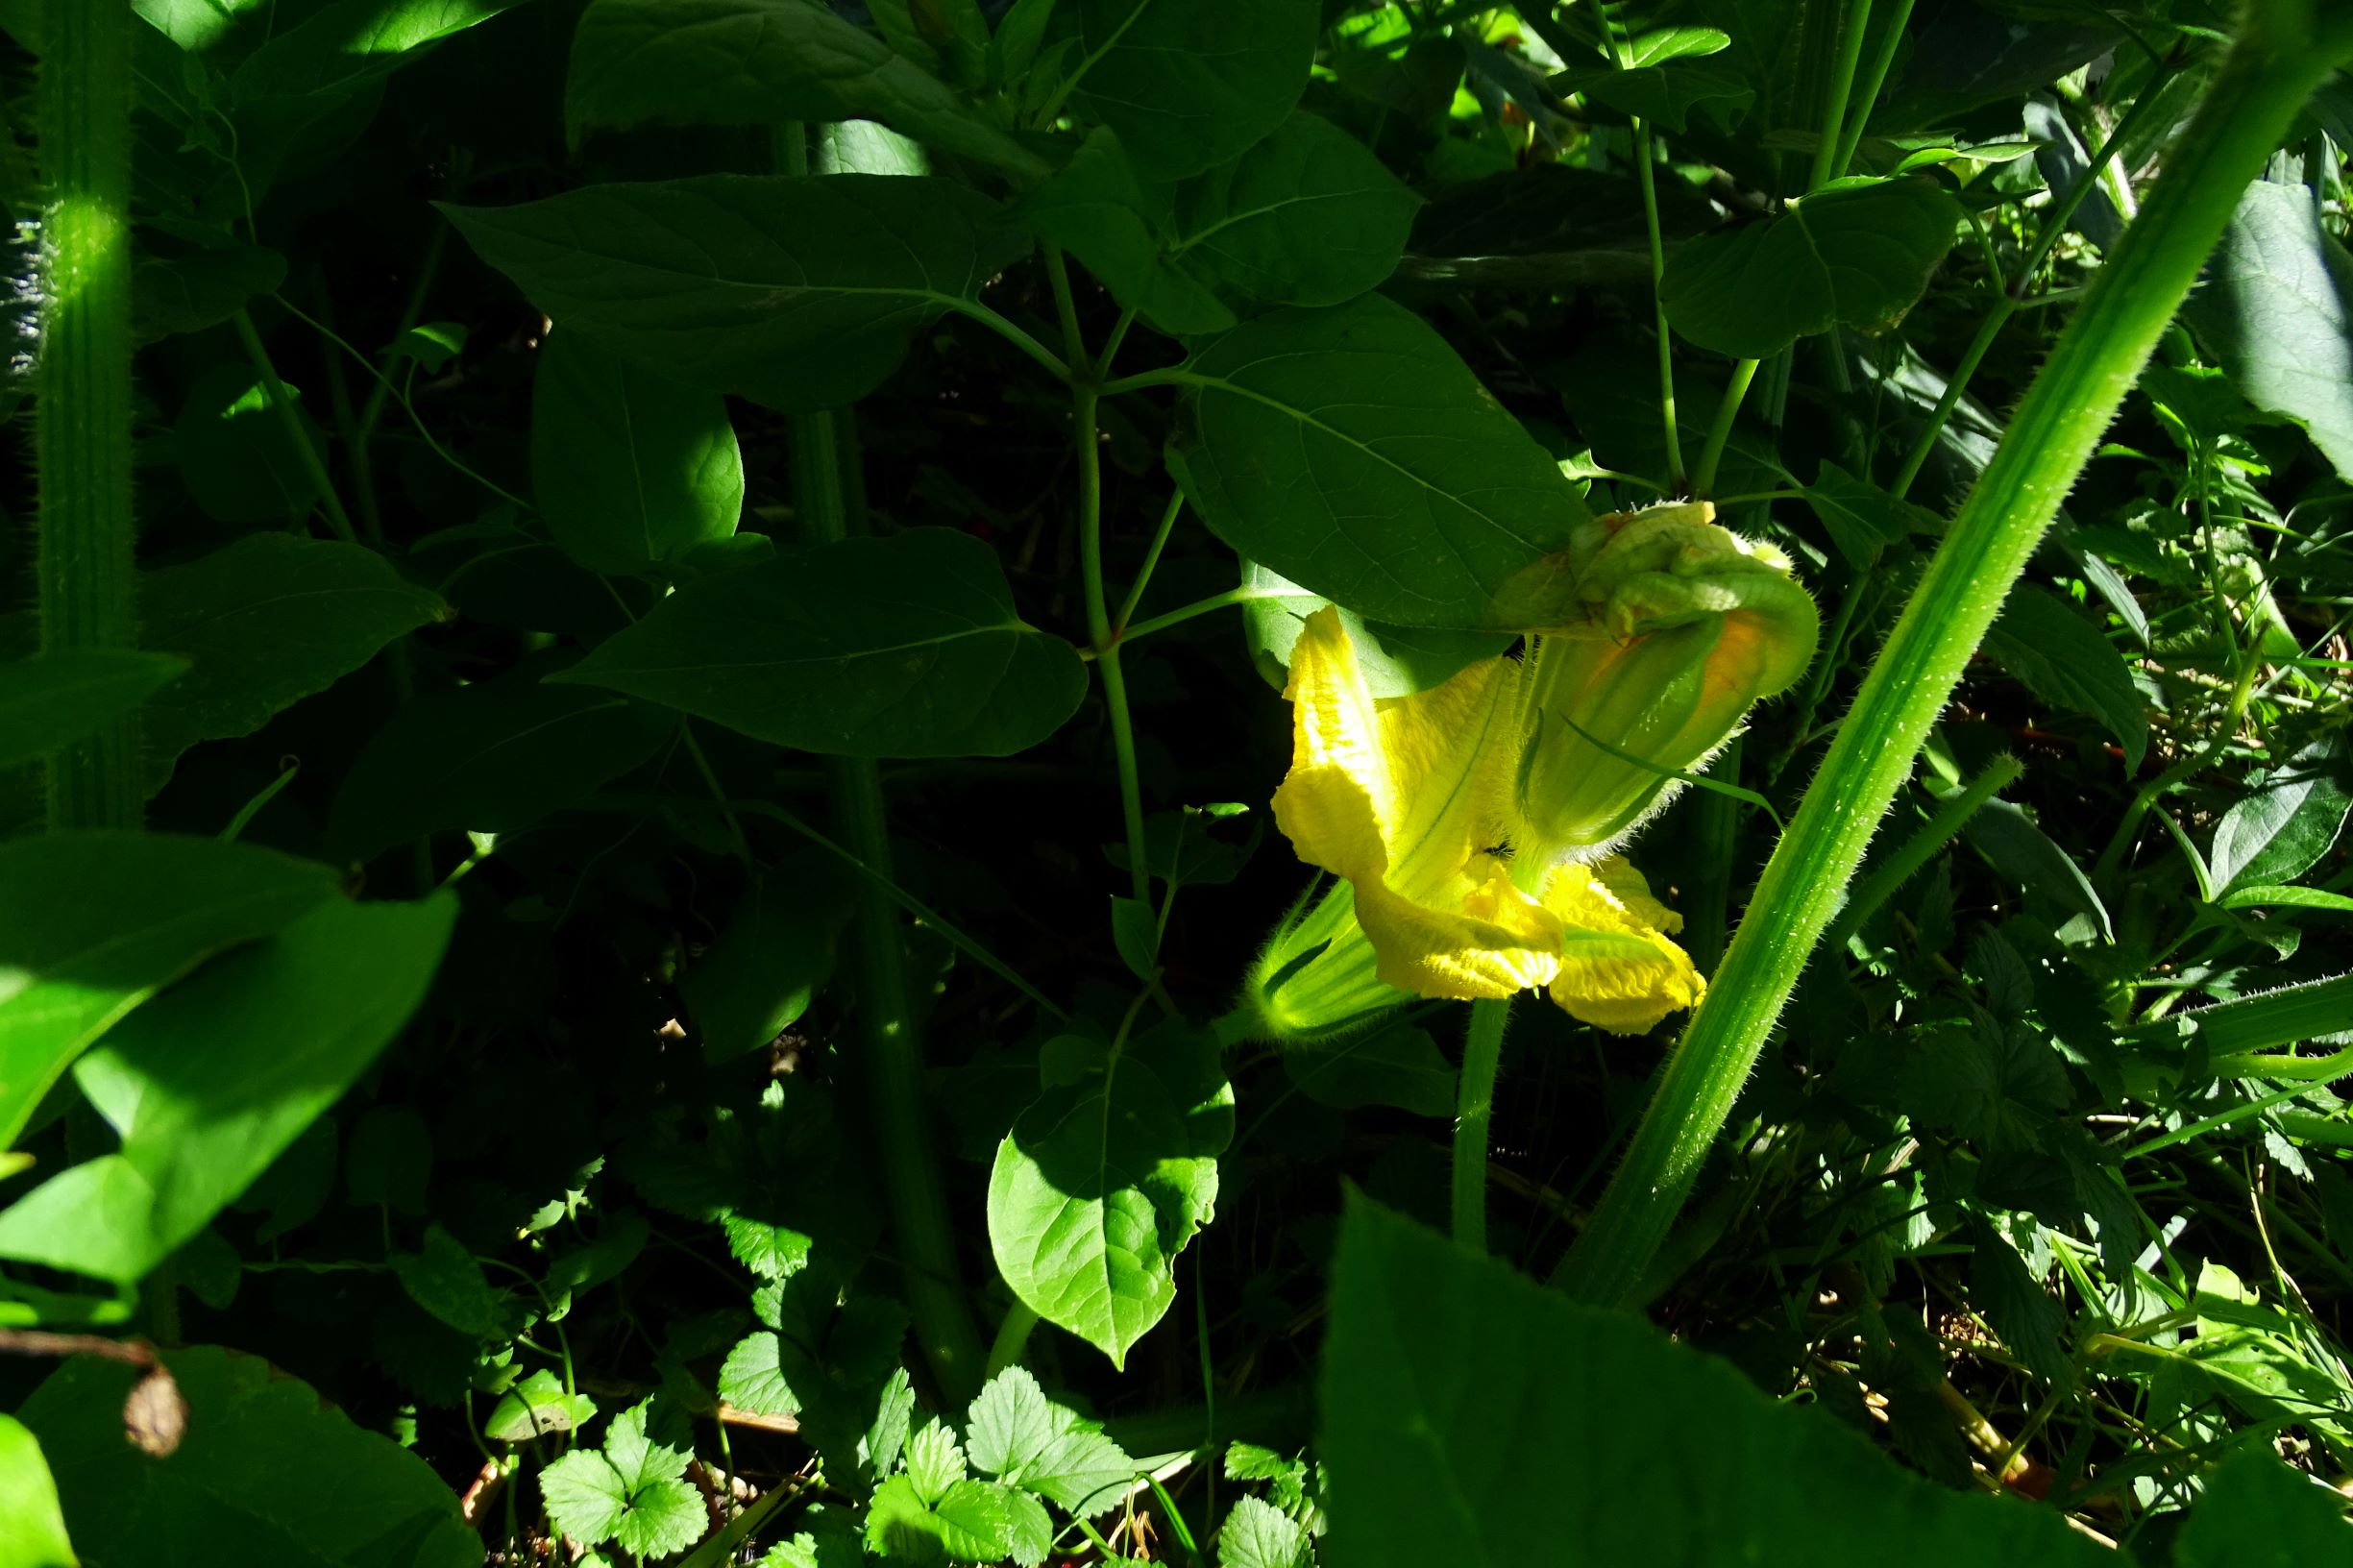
[1538,857,1704,1035]
[1355,857,1560,1001]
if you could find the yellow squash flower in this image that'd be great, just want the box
[1268,605,1702,1034]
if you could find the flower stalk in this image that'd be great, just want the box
[1554,0,2353,1307]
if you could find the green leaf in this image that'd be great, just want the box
[1013,129,1237,335]
[1661,176,1961,360]
[1322,1194,2111,1566]
[172,363,323,525]
[443,175,1031,412]
[1170,111,1422,307]
[1110,894,1159,979]
[1801,461,1938,569]
[140,533,446,791]
[1069,0,1317,178]
[1964,1217,2073,1387]
[551,528,1087,758]
[530,327,746,576]
[1983,584,2148,772]
[325,675,674,862]
[0,832,338,1150]
[1169,296,1592,629]
[1961,797,2112,943]
[391,1223,516,1340]
[1240,558,1511,697]
[987,1021,1233,1368]
[2177,1448,2353,1567]
[487,1369,600,1442]
[1218,1494,1312,1568]
[0,650,187,771]
[18,1345,478,1568]
[542,1398,703,1556]
[134,241,286,339]
[1554,59,1753,133]
[567,0,1047,180]
[2208,736,2351,895]
[906,1420,968,1505]
[233,0,529,100]
[965,1364,1136,1514]
[0,894,455,1283]
[865,1475,1050,1567]
[0,1414,75,1568]
[1283,1021,1456,1117]
[2183,179,2353,482]
[684,869,852,1064]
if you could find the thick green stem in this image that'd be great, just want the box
[1690,359,1761,498]
[37,0,139,830]
[1828,0,1915,177]
[1452,997,1511,1252]
[1554,1,2351,1307]
[1806,0,1876,193]
[780,127,982,1400]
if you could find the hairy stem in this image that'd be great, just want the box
[37,0,139,829]
[1452,998,1511,1252]
[1555,0,2352,1306]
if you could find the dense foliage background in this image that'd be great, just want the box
[3,0,2352,1564]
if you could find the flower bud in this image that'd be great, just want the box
[1514,502,1818,859]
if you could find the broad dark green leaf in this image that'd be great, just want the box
[19,1346,478,1568]
[173,363,322,525]
[987,1021,1233,1368]
[1961,797,2113,943]
[531,328,745,576]
[0,894,455,1283]
[1984,584,2148,772]
[1554,59,1753,133]
[1014,129,1238,335]
[1282,1021,1455,1117]
[1662,176,1961,359]
[1322,1194,2112,1566]
[0,1413,74,1568]
[683,868,852,1063]
[1169,295,1592,629]
[0,651,186,770]
[1802,461,1938,568]
[2177,1448,2353,1567]
[1069,0,1317,178]
[232,0,530,99]
[1172,111,1422,306]
[392,1223,516,1339]
[551,528,1087,758]
[1964,1217,2073,1386]
[443,175,1031,411]
[0,833,338,1150]
[567,0,1047,179]
[2185,180,2353,481]
[2208,735,2352,894]
[140,533,446,790]
[325,675,674,862]
[133,242,285,339]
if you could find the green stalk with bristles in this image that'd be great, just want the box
[1556,0,2353,1308]
[37,0,140,829]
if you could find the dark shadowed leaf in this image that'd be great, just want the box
[567,0,1047,178]
[1069,0,1317,178]
[325,674,674,862]
[1283,1021,1456,1116]
[1322,1195,2112,1566]
[1662,176,1960,359]
[551,528,1086,757]
[444,175,1031,411]
[0,651,187,770]
[173,363,323,525]
[1171,111,1422,306]
[19,1346,478,1568]
[1169,296,1591,628]
[2177,1447,2353,1567]
[134,242,286,339]
[1984,584,2148,772]
[530,328,745,576]
[139,533,445,790]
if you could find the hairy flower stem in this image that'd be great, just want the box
[1554,0,2353,1307]
[1452,998,1511,1252]
[38,0,139,829]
